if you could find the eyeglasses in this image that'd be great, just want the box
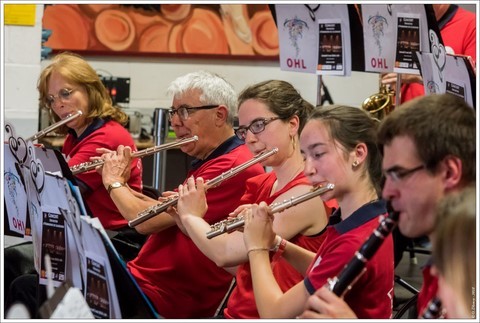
[45,88,76,108]
[168,105,219,121]
[384,164,425,182]
[235,117,282,140]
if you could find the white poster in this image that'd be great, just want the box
[4,142,29,235]
[3,129,67,238]
[276,4,319,73]
[362,5,396,72]
[362,4,433,73]
[276,4,353,75]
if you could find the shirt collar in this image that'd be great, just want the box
[329,199,387,234]
[190,136,244,171]
[437,4,458,30]
[68,117,106,142]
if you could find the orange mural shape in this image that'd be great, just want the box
[168,8,229,55]
[161,4,192,22]
[250,10,279,56]
[139,21,173,52]
[125,7,173,44]
[94,9,136,51]
[42,4,278,57]
[78,4,120,17]
[43,5,91,50]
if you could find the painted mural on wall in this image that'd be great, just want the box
[42,4,279,58]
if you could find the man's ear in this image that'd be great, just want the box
[215,105,228,125]
[443,155,463,190]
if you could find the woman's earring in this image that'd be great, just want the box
[352,160,359,167]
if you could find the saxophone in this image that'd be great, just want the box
[361,81,395,121]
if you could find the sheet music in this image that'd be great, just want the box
[417,51,475,107]
[394,13,421,73]
[39,205,67,288]
[4,123,121,317]
[54,203,84,290]
[81,217,122,318]
[85,252,111,319]
[317,18,345,75]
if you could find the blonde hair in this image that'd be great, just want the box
[37,52,127,133]
[433,186,476,317]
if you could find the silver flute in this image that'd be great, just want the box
[70,135,198,175]
[128,147,279,228]
[206,183,335,239]
[26,110,83,142]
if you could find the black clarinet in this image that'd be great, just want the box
[419,297,446,319]
[326,201,399,296]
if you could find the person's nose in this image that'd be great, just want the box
[381,177,397,201]
[303,157,316,178]
[169,113,183,127]
[50,99,65,110]
[244,130,257,144]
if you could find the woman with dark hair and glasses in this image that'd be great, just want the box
[37,51,143,235]
[175,80,335,319]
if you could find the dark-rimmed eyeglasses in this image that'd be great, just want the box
[384,165,425,182]
[45,88,76,108]
[235,117,282,140]
[168,105,219,121]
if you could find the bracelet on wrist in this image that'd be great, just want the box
[247,247,269,257]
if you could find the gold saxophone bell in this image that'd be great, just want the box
[362,84,395,121]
